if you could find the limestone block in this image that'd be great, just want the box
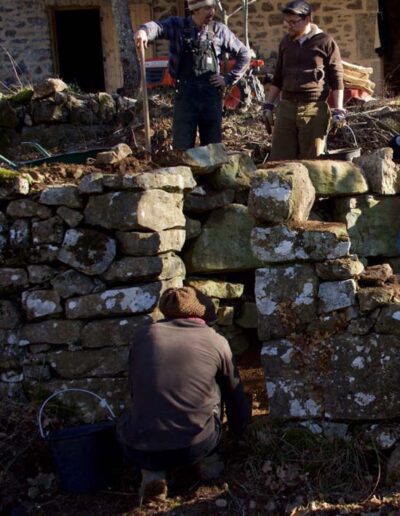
[185,278,244,299]
[98,92,116,123]
[262,374,323,419]
[184,187,235,213]
[94,143,131,165]
[102,253,185,283]
[51,269,97,298]
[318,279,357,313]
[185,204,261,273]
[0,268,28,291]
[251,221,350,263]
[248,163,315,223]
[185,218,202,241]
[335,195,400,257]
[116,229,186,256]
[324,333,400,419]
[359,263,393,285]
[103,167,196,193]
[315,255,364,280]
[9,219,30,248]
[236,302,258,329]
[28,244,59,264]
[375,304,400,335]
[47,347,128,379]
[65,282,162,319]
[39,185,82,209]
[354,148,400,195]
[255,264,318,340]
[32,78,68,99]
[32,100,68,124]
[22,290,62,319]
[207,152,256,191]
[32,216,64,245]
[179,143,229,175]
[6,199,51,219]
[78,172,104,194]
[0,300,21,329]
[81,315,153,348]
[56,206,83,228]
[20,320,83,345]
[358,286,395,312]
[58,228,116,275]
[27,265,57,284]
[84,190,185,232]
[216,306,235,326]
[301,160,368,196]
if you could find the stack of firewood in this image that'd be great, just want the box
[342,60,375,96]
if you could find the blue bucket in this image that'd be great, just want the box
[38,388,120,493]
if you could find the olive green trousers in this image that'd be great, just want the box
[270,99,331,161]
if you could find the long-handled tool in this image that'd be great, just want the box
[138,41,151,154]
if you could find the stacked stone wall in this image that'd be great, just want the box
[249,150,400,425]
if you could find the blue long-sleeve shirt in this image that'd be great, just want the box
[140,16,250,86]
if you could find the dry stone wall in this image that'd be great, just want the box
[250,151,400,424]
[3,141,400,430]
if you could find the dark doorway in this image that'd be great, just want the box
[54,9,105,92]
[377,0,400,94]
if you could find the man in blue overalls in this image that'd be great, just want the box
[135,0,250,149]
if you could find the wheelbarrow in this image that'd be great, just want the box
[0,142,109,171]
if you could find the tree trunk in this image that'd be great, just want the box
[111,0,140,96]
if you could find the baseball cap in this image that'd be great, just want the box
[281,1,312,17]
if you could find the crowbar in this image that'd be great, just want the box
[138,41,151,154]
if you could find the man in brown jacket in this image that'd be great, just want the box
[263,0,345,160]
[117,286,251,503]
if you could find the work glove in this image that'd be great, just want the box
[331,108,347,130]
[262,102,275,134]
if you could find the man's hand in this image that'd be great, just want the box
[262,102,274,134]
[135,29,148,49]
[331,108,347,130]
[210,74,226,88]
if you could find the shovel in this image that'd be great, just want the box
[138,41,151,154]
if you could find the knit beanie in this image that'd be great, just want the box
[187,0,215,11]
[159,286,216,322]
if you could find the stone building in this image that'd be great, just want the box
[0,0,399,96]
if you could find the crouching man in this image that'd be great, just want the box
[117,286,251,503]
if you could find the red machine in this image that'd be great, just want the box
[144,57,265,111]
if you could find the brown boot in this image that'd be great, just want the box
[139,469,167,505]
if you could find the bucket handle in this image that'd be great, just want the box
[38,388,117,439]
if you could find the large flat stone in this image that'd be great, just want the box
[57,228,116,275]
[20,320,83,345]
[21,290,63,319]
[116,229,186,256]
[84,190,185,231]
[301,160,368,196]
[251,221,350,263]
[318,279,357,313]
[335,195,400,257]
[102,253,185,282]
[255,264,318,340]
[102,166,195,192]
[81,316,153,348]
[354,148,400,195]
[178,143,229,175]
[46,347,128,379]
[39,185,82,208]
[185,204,261,273]
[248,163,315,223]
[184,278,244,299]
[207,152,256,191]
[65,282,162,319]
